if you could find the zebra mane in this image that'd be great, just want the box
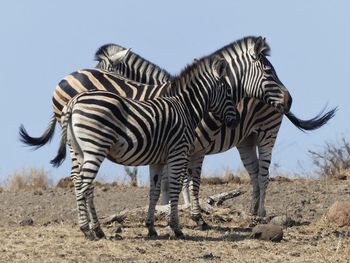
[94,43,171,77]
[213,36,271,57]
[171,55,211,84]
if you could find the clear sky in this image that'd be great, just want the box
[1,0,349,184]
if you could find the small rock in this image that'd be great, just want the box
[270,215,296,227]
[19,217,34,226]
[250,224,283,242]
[327,201,350,227]
[197,252,221,260]
[33,190,43,196]
[101,186,109,192]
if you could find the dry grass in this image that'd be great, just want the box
[5,168,49,191]
[201,167,251,186]
[309,136,350,180]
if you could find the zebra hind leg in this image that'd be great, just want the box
[86,184,105,239]
[75,159,104,240]
[237,134,260,216]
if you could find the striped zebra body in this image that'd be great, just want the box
[51,56,237,239]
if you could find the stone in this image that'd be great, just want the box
[270,215,296,227]
[250,224,283,242]
[327,201,350,227]
[19,217,34,226]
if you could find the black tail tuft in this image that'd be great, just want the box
[285,106,337,132]
[19,114,57,149]
[50,136,67,168]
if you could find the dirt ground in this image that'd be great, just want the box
[1,178,350,262]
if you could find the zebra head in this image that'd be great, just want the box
[225,37,292,114]
[208,56,239,128]
[94,44,131,72]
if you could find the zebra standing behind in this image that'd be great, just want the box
[92,42,334,225]
[50,55,238,239]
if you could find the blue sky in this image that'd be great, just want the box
[1,1,349,184]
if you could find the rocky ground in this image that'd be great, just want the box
[0,178,349,262]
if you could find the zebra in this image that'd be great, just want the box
[49,55,239,239]
[20,36,301,231]
[93,38,334,225]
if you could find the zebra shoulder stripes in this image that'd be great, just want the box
[50,55,238,239]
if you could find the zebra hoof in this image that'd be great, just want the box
[93,226,106,240]
[195,221,210,231]
[257,209,267,218]
[147,228,158,238]
[191,214,210,230]
[174,229,185,239]
[83,230,98,241]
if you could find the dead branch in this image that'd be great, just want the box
[101,188,244,225]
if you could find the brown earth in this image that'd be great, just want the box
[1,178,350,262]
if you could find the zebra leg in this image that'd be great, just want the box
[76,158,104,240]
[256,134,276,217]
[187,152,209,230]
[74,176,95,240]
[146,164,165,237]
[167,154,188,238]
[86,184,105,239]
[160,165,170,205]
[237,134,260,216]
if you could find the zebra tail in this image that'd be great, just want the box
[285,106,337,132]
[50,105,72,167]
[19,114,57,149]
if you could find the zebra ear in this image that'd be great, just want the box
[212,56,228,79]
[110,48,131,66]
[251,37,269,59]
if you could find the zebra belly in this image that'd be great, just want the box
[106,138,169,166]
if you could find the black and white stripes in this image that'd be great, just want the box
[51,55,237,239]
[18,36,336,239]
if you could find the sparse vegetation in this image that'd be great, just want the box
[5,168,50,191]
[309,136,350,180]
[201,168,250,185]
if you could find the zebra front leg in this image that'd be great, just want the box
[146,164,165,237]
[187,152,209,230]
[167,155,189,238]
[237,134,260,216]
